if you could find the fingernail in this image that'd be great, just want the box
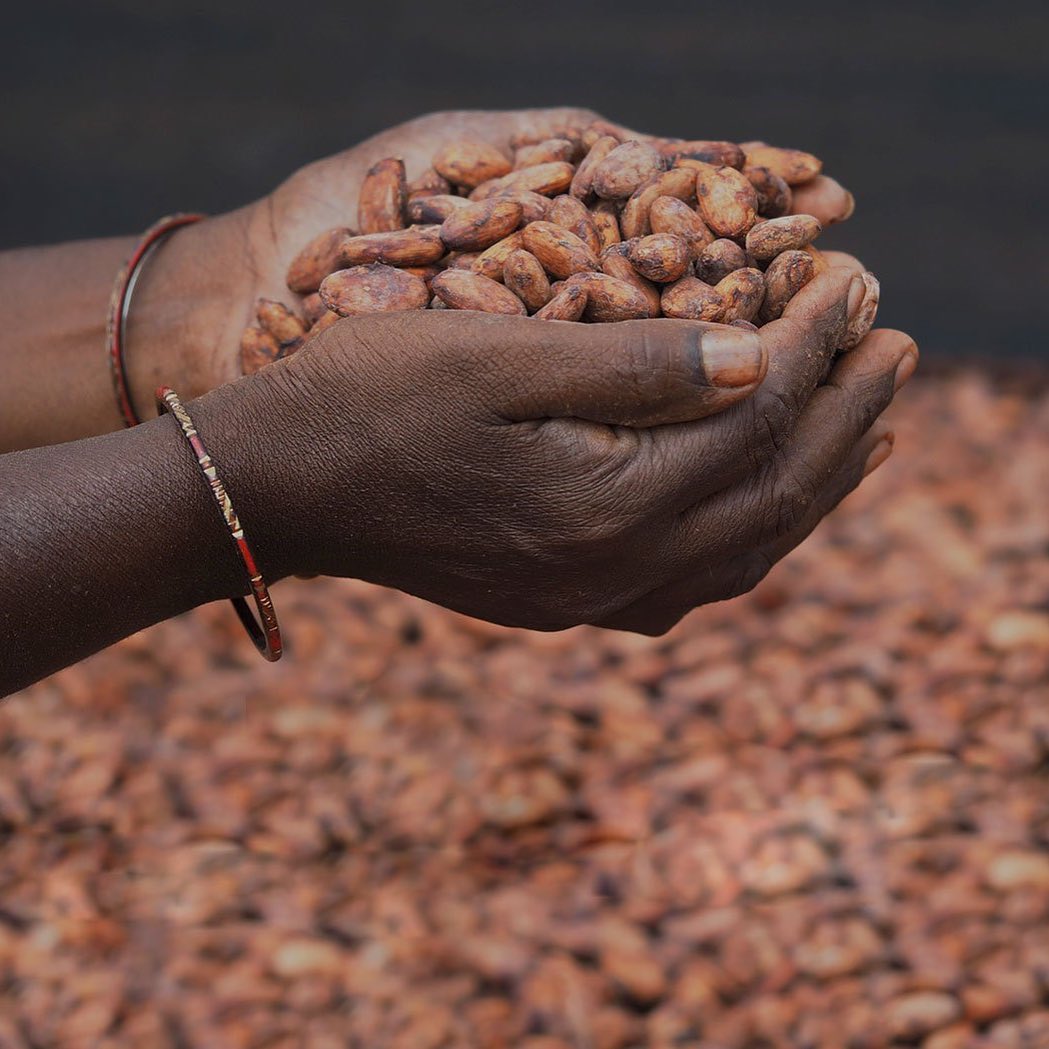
[894,351,918,392]
[840,190,856,222]
[846,275,866,319]
[863,433,895,477]
[701,329,766,388]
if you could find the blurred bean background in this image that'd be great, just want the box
[3,0,1047,358]
[5,7,1049,1046]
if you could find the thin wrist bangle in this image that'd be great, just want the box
[107,213,206,428]
[155,385,283,662]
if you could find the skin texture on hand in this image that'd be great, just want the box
[232,253,916,636]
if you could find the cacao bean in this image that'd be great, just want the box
[406,167,452,199]
[431,270,528,315]
[492,190,551,224]
[761,249,816,321]
[648,196,715,258]
[744,144,823,184]
[534,283,588,321]
[695,238,747,284]
[626,233,692,283]
[744,165,793,218]
[745,214,822,260]
[694,163,760,238]
[620,168,697,239]
[472,232,526,282]
[406,195,470,224]
[301,306,339,342]
[521,221,600,280]
[715,267,766,324]
[546,195,602,257]
[357,157,406,234]
[663,140,745,168]
[590,200,622,252]
[592,141,665,200]
[514,138,575,169]
[581,120,624,149]
[286,226,355,293]
[601,243,662,317]
[240,326,280,375]
[660,276,724,321]
[503,249,553,313]
[432,140,512,188]
[470,162,575,201]
[319,263,430,317]
[338,226,446,269]
[439,198,523,252]
[570,135,620,200]
[566,272,653,322]
[256,299,307,346]
[300,292,326,326]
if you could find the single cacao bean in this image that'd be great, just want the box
[431,270,528,315]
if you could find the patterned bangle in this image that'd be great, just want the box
[107,213,206,428]
[155,386,284,662]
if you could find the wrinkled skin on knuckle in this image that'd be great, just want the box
[773,460,821,539]
[742,385,799,463]
[609,325,681,419]
[848,368,896,434]
[567,436,662,551]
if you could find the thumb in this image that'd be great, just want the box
[449,314,768,428]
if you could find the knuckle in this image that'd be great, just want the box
[748,387,798,459]
[748,457,817,543]
[620,324,670,399]
[853,372,895,430]
[542,426,645,537]
[774,461,821,537]
[621,327,655,392]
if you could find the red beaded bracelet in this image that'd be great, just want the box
[107,213,205,428]
[155,386,284,662]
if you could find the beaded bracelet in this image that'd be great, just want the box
[107,213,205,428]
[156,386,283,662]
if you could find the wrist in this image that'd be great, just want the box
[124,207,256,418]
[184,370,307,584]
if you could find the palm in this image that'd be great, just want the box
[249,109,603,306]
[230,107,855,369]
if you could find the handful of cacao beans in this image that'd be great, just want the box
[241,123,880,375]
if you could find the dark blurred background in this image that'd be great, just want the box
[4,0,1047,357]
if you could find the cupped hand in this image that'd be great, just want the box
[219,258,914,634]
[135,108,857,405]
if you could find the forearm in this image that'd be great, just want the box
[0,379,289,696]
[0,238,134,448]
[0,212,252,453]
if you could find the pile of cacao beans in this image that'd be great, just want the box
[241,122,879,375]
[6,368,1049,1048]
